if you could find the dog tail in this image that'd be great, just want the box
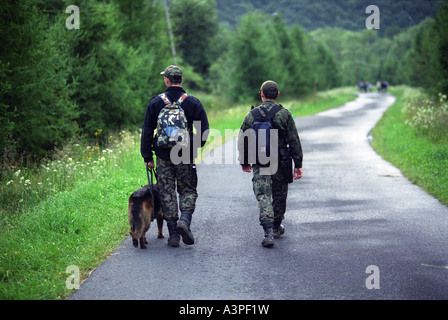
[130,196,143,235]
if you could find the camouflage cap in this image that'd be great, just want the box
[160,65,183,78]
[260,80,279,93]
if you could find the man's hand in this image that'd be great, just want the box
[294,168,303,180]
[145,161,155,169]
[242,164,252,173]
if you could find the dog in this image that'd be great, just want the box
[128,184,164,249]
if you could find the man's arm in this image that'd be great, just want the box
[196,102,209,147]
[285,112,303,171]
[238,112,253,172]
[141,99,157,164]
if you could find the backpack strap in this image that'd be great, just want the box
[160,93,171,106]
[160,93,188,106]
[251,104,283,122]
[266,104,283,121]
[177,93,188,105]
[251,108,263,122]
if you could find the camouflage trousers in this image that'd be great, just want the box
[156,157,198,222]
[252,165,288,226]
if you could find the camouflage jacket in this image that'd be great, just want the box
[238,101,303,169]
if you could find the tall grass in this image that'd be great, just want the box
[1,130,136,222]
[371,86,448,205]
[403,92,448,143]
[0,130,144,299]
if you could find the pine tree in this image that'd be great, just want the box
[170,0,218,76]
[231,12,273,101]
[433,2,448,95]
[0,0,76,160]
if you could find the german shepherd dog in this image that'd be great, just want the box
[128,181,165,249]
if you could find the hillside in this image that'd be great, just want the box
[216,0,446,34]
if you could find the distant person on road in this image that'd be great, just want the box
[377,81,382,92]
[141,65,209,247]
[378,80,389,92]
[358,81,367,93]
[238,81,303,248]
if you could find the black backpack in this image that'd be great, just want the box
[250,104,283,165]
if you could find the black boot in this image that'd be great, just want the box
[177,212,195,245]
[167,221,180,247]
[262,223,274,248]
[273,219,285,239]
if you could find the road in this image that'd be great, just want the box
[69,92,448,300]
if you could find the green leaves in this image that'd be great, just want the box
[210,12,336,101]
[0,0,172,162]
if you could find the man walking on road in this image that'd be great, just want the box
[141,65,209,247]
[238,81,303,247]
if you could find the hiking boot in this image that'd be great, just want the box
[273,224,285,239]
[177,212,195,245]
[262,224,274,248]
[167,221,180,247]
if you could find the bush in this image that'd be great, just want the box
[403,92,448,142]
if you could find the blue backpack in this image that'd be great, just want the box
[250,105,283,165]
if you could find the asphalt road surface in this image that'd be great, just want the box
[69,92,448,300]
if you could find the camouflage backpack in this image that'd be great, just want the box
[155,93,189,148]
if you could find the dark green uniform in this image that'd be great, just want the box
[238,101,303,226]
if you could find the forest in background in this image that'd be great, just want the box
[215,0,446,33]
[1,0,447,163]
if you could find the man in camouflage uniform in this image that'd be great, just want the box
[238,81,303,248]
[141,65,209,247]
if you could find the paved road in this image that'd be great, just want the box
[69,92,448,300]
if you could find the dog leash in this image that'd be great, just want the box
[146,164,157,221]
[146,164,154,186]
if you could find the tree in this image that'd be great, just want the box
[407,18,439,92]
[263,15,314,98]
[311,42,341,91]
[69,0,172,136]
[0,0,76,160]
[170,0,218,76]
[230,12,273,101]
[433,2,448,95]
[289,24,314,96]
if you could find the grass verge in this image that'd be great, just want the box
[371,86,448,206]
[0,131,145,299]
[0,88,357,299]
